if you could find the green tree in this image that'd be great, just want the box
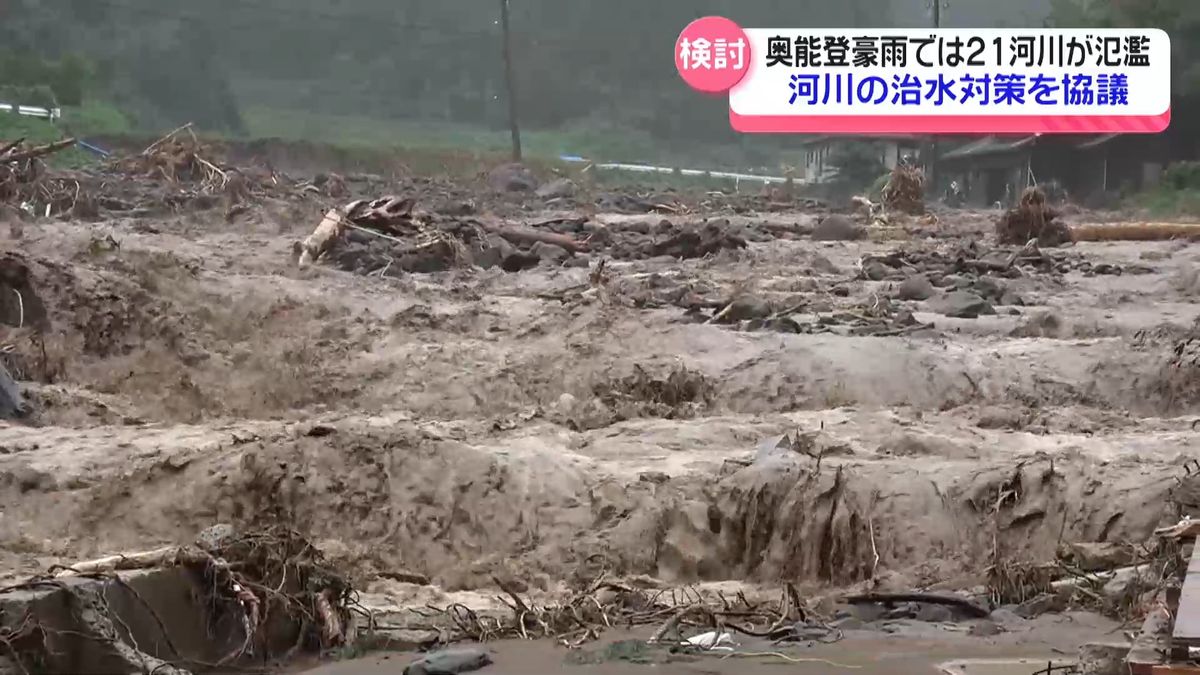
[829,141,888,190]
[1048,0,1200,160]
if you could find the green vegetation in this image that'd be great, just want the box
[0,112,64,145]
[0,50,90,106]
[239,106,791,170]
[828,141,887,193]
[0,115,87,167]
[0,0,1192,179]
[1131,161,1200,216]
[0,101,132,168]
[62,102,134,137]
[0,0,876,169]
[1132,188,1200,216]
[1051,0,1200,213]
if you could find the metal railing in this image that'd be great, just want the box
[0,102,61,122]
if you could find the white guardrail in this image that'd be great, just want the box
[0,102,61,121]
[559,155,797,185]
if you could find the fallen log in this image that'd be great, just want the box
[1155,518,1200,540]
[843,592,990,618]
[478,219,588,252]
[52,545,199,577]
[0,138,25,158]
[1072,222,1200,242]
[0,138,77,164]
[1049,564,1147,593]
[529,216,589,229]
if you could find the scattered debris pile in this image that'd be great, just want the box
[1,125,310,221]
[555,363,716,430]
[0,137,82,217]
[109,124,282,218]
[995,186,1073,247]
[881,165,925,215]
[986,539,1174,622]
[700,289,930,337]
[113,124,225,187]
[0,526,353,674]
[390,577,835,651]
[295,197,588,275]
[294,194,763,276]
[594,191,684,215]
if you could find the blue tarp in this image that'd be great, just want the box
[77,140,110,157]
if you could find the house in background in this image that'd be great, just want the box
[796,135,924,183]
[937,133,1167,207]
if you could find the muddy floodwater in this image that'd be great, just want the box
[300,613,1114,674]
[0,140,1195,672]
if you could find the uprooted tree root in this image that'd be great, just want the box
[881,165,925,215]
[995,187,1072,247]
[0,528,355,674]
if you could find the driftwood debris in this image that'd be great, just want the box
[295,195,589,271]
[6,528,355,673]
[1156,518,1200,540]
[0,138,24,158]
[843,592,990,618]
[116,123,228,188]
[996,186,1072,247]
[477,218,589,253]
[296,196,425,267]
[881,165,925,215]
[297,208,347,267]
[0,138,77,165]
[1072,222,1200,243]
[0,138,80,214]
[52,545,193,578]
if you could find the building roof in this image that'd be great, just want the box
[940,135,1040,161]
[797,134,925,147]
[1074,133,1121,149]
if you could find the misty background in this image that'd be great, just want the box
[0,0,1193,172]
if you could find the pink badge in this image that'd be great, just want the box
[675,16,752,94]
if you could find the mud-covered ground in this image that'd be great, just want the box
[0,156,1198,672]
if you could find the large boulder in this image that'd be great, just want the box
[488,163,538,193]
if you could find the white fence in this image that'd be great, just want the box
[0,102,61,122]
[560,155,798,185]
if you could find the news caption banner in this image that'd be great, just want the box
[674,16,1171,134]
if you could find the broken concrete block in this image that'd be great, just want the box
[487,163,538,193]
[812,214,866,241]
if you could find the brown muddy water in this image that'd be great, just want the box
[299,612,1119,675]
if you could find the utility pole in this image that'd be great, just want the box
[928,0,942,195]
[499,0,522,162]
